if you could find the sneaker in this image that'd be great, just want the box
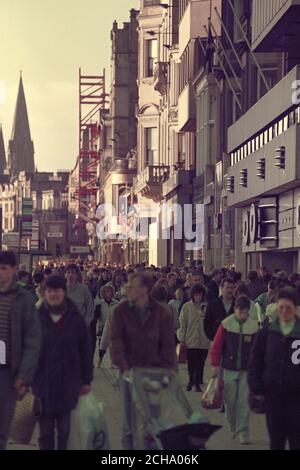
[195,385,202,392]
[239,436,250,445]
[219,403,225,413]
[186,383,193,392]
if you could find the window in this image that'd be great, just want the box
[264,129,269,144]
[231,90,242,123]
[257,67,278,100]
[256,136,260,150]
[269,126,273,141]
[260,133,264,148]
[146,128,158,165]
[289,109,296,127]
[146,39,157,77]
[207,216,212,250]
[230,105,298,166]
[233,0,246,43]
[216,162,223,184]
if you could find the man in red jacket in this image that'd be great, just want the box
[110,272,177,449]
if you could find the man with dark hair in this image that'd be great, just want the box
[255,280,277,316]
[17,270,31,291]
[0,251,41,450]
[110,271,177,449]
[204,277,236,341]
[65,264,94,326]
[246,271,265,301]
[44,267,53,279]
[206,269,222,302]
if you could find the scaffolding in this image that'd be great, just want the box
[74,68,106,232]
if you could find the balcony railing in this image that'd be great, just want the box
[144,0,161,7]
[134,165,170,195]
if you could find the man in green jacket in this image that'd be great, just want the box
[0,251,41,450]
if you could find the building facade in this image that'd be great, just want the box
[96,9,139,265]
[226,0,300,274]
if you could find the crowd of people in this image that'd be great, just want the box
[0,251,300,450]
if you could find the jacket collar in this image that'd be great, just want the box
[269,317,300,338]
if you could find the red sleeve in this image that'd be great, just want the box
[210,324,226,367]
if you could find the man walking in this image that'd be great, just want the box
[110,272,177,449]
[0,251,41,450]
[65,264,94,327]
[204,277,236,341]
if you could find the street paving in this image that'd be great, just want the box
[8,357,269,451]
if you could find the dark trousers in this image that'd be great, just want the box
[186,349,208,386]
[38,413,71,450]
[0,368,17,450]
[266,393,300,450]
[90,320,97,357]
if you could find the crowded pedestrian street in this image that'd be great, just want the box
[8,361,269,451]
[1,0,300,456]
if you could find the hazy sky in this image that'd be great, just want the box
[0,0,140,172]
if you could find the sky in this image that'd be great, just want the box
[0,0,140,172]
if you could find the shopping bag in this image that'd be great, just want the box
[176,343,187,364]
[201,378,224,410]
[67,393,110,450]
[9,392,38,445]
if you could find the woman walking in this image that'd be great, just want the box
[33,276,93,450]
[177,284,210,392]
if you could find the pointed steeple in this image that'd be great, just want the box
[0,124,6,175]
[8,73,35,179]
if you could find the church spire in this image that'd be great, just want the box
[8,73,35,178]
[0,124,6,175]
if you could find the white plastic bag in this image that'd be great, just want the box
[67,393,110,450]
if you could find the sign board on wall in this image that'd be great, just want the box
[2,232,19,247]
[70,246,90,254]
[20,198,33,251]
[31,221,39,251]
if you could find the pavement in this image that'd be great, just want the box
[8,355,269,451]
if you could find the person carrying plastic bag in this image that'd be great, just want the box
[32,275,93,450]
[67,393,110,450]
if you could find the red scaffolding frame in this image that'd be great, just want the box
[74,68,106,230]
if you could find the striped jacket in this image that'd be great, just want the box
[211,314,259,371]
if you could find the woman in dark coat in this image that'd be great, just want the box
[248,288,300,450]
[33,275,93,450]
